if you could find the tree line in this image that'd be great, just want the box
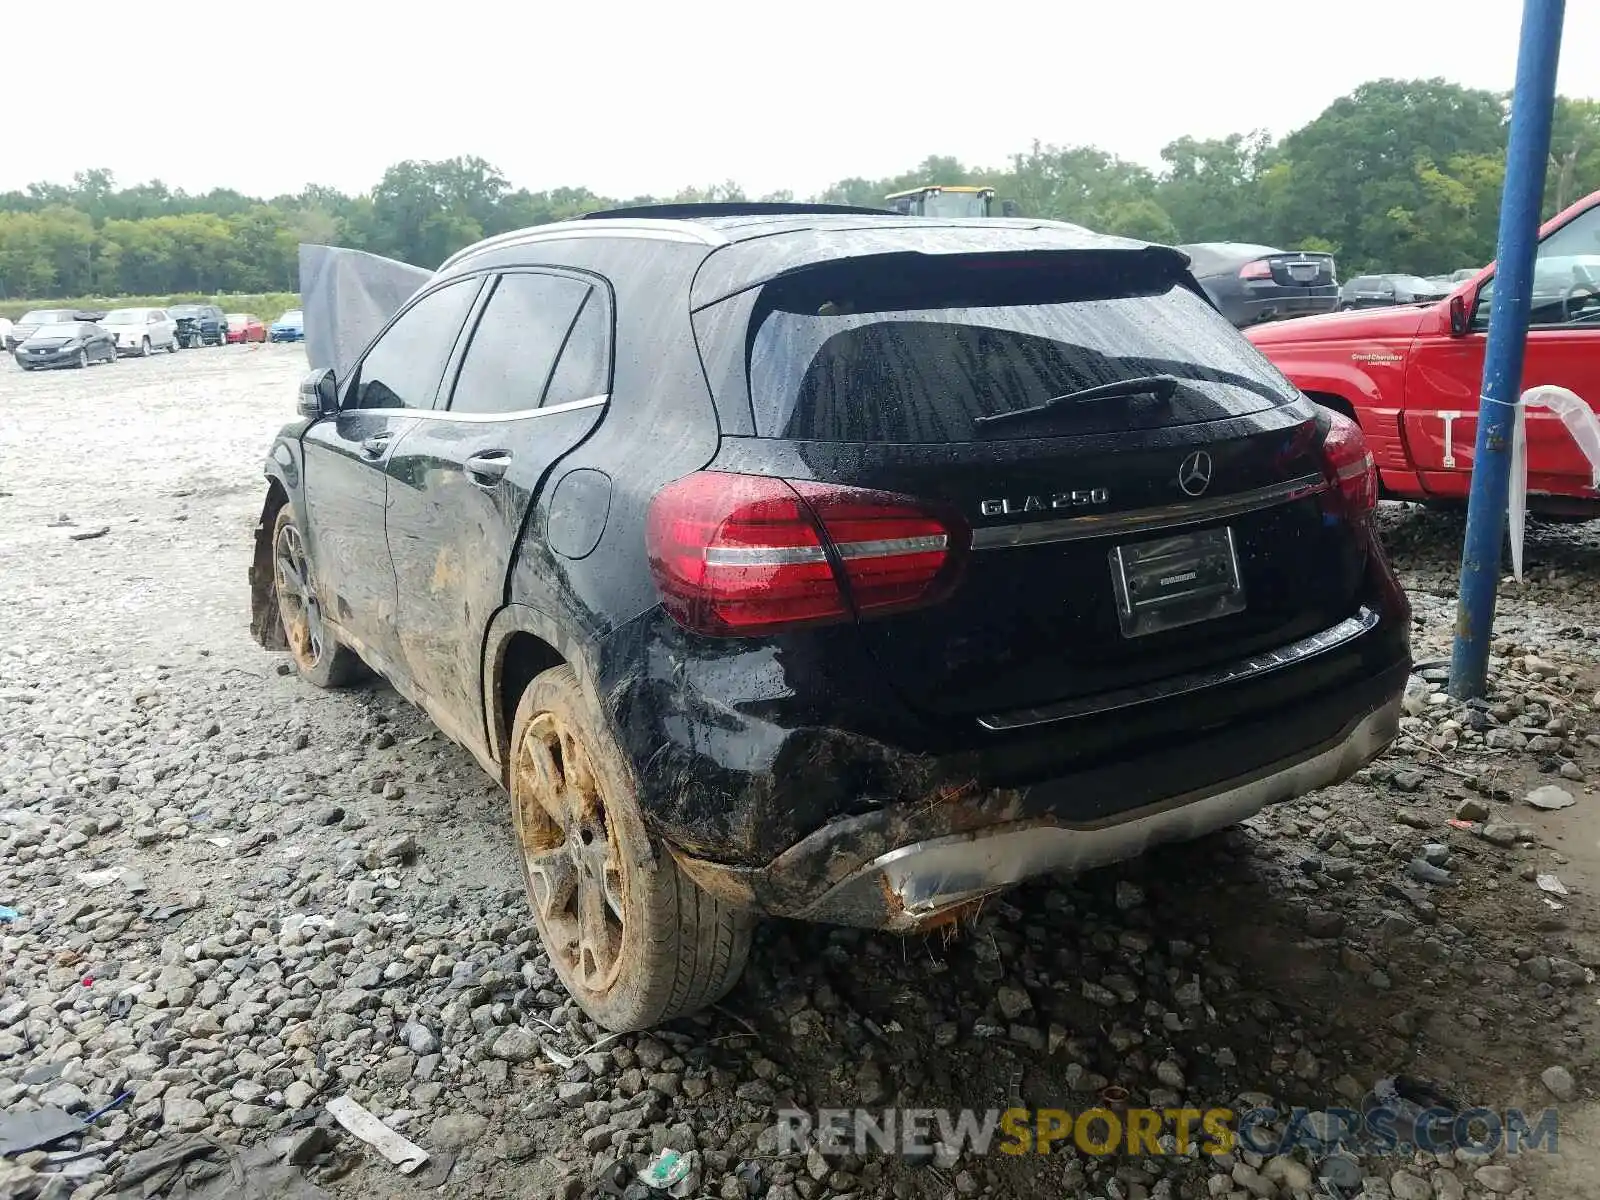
[2,78,1597,301]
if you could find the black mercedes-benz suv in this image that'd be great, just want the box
[250,204,1410,1031]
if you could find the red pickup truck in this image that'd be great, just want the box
[1246,189,1600,516]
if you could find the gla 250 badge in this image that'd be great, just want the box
[979,489,1109,517]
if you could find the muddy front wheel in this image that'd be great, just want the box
[509,664,753,1031]
[271,505,363,688]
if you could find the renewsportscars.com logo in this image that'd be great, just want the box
[773,1104,1562,1159]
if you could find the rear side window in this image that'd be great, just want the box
[742,255,1298,443]
[449,272,591,415]
[350,279,479,411]
[542,292,610,407]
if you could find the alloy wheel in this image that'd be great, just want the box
[273,521,326,672]
[512,711,627,995]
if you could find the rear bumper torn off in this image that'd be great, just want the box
[671,693,1401,931]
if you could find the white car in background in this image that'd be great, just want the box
[102,307,179,357]
[0,318,11,351]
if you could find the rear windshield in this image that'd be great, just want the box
[743,254,1297,443]
[21,310,72,324]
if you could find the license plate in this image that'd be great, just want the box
[1288,263,1318,282]
[1109,527,1246,638]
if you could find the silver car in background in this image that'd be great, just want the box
[101,307,180,356]
[6,308,79,352]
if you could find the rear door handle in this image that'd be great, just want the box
[465,450,513,486]
[360,434,392,458]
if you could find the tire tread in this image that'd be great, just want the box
[514,665,753,1031]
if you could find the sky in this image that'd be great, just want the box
[5,1,1596,202]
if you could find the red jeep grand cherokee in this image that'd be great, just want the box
[1247,189,1600,516]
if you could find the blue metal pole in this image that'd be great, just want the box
[1448,0,1566,699]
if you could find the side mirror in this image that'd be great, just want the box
[298,367,337,419]
[1448,293,1470,338]
[1000,199,1021,219]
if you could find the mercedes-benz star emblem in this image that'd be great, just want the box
[1177,450,1213,497]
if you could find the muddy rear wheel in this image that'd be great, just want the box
[271,505,363,688]
[509,664,753,1031]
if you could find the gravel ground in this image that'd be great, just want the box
[0,346,1596,1200]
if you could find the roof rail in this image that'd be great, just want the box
[579,202,895,220]
[437,218,727,273]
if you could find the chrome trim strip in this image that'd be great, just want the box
[837,534,948,559]
[704,544,828,566]
[977,606,1380,732]
[346,395,606,424]
[970,473,1328,550]
[702,533,947,568]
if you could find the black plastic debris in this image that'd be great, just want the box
[115,1134,335,1199]
[0,1106,88,1155]
[20,1063,66,1087]
[141,901,197,929]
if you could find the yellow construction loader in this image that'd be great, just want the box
[883,185,1019,218]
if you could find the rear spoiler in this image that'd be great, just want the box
[298,244,432,381]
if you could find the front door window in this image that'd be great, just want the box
[1474,202,1600,329]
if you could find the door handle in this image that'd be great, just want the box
[359,434,392,458]
[465,450,513,487]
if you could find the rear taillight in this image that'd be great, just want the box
[1317,411,1378,518]
[1239,259,1273,280]
[646,471,966,635]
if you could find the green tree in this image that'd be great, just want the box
[815,176,888,207]
[101,217,175,293]
[225,206,297,291]
[1384,152,1505,273]
[0,213,56,295]
[999,142,1159,231]
[1155,132,1274,241]
[364,157,510,266]
[6,78,1600,301]
[668,181,748,203]
[1097,197,1179,243]
[1549,97,1600,215]
[1270,78,1507,271]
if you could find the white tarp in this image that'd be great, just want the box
[298,244,432,382]
[1509,384,1600,582]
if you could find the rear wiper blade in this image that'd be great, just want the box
[973,374,1181,429]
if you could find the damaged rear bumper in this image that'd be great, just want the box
[671,690,1401,932]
